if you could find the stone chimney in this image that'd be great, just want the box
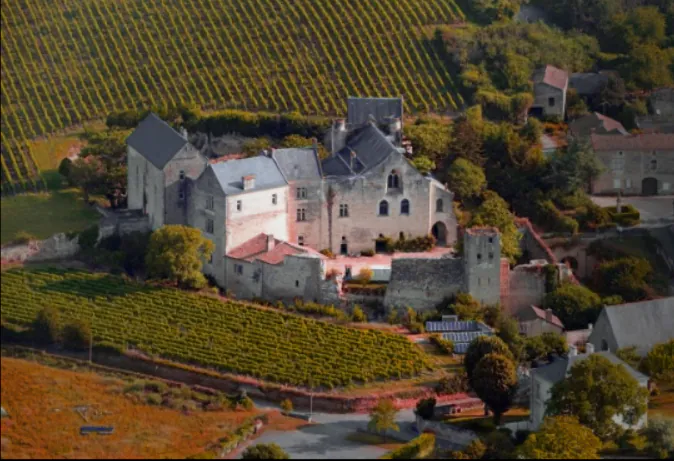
[546,308,554,324]
[266,234,275,252]
[586,342,595,354]
[568,345,578,357]
[242,175,255,190]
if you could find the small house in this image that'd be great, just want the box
[530,65,569,119]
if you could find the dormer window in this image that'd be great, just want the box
[242,175,255,190]
[387,171,400,189]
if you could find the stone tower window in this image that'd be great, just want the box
[400,199,410,215]
[179,170,185,180]
[379,200,389,216]
[205,218,214,234]
[297,208,306,221]
[296,187,307,199]
[477,253,482,261]
[387,171,400,189]
[272,193,277,205]
[339,204,349,217]
[436,199,443,212]
[206,195,214,211]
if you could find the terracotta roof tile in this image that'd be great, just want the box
[531,305,565,329]
[227,233,325,265]
[534,65,569,90]
[591,133,674,151]
[594,113,628,134]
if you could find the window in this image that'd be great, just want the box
[234,264,243,275]
[179,191,185,200]
[618,151,624,156]
[339,204,349,217]
[477,253,482,261]
[663,182,671,191]
[379,200,389,216]
[206,218,214,234]
[651,159,658,171]
[236,200,242,211]
[548,97,555,107]
[206,195,214,210]
[613,178,622,189]
[489,252,494,260]
[400,199,410,215]
[179,170,185,180]
[387,171,400,189]
[436,199,443,212]
[488,237,493,244]
[272,193,277,205]
[297,208,306,221]
[295,280,300,287]
[612,155,625,171]
[625,179,632,189]
[298,235,305,246]
[296,187,307,199]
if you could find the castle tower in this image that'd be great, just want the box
[463,227,502,306]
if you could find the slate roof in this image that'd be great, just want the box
[599,298,674,355]
[569,112,628,137]
[534,351,649,384]
[209,156,287,196]
[425,320,494,354]
[126,113,188,170]
[227,233,325,265]
[347,97,403,127]
[533,65,569,90]
[272,147,322,181]
[569,73,608,95]
[517,305,564,329]
[322,122,399,177]
[590,133,674,151]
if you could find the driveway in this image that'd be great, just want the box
[591,195,674,222]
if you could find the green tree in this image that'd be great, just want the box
[32,307,61,344]
[622,44,674,90]
[592,256,653,302]
[58,157,73,186]
[483,430,515,459]
[642,417,674,459]
[471,353,518,425]
[69,156,105,203]
[464,335,514,382]
[415,397,436,420]
[542,284,602,330]
[547,354,650,439]
[496,315,525,361]
[241,443,290,459]
[524,332,569,362]
[641,339,674,380]
[544,138,604,196]
[368,399,400,437]
[280,399,293,414]
[61,320,92,351]
[280,134,329,159]
[447,117,486,167]
[470,0,524,23]
[410,155,436,175]
[405,121,452,164]
[351,305,367,323]
[242,137,272,157]
[468,191,522,262]
[79,129,129,208]
[518,416,602,459]
[612,6,667,52]
[145,225,215,289]
[616,345,641,369]
[447,159,487,201]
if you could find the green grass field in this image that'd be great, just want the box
[0,189,99,245]
[1,0,466,188]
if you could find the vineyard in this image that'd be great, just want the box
[0,0,466,193]
[0,268,432,389]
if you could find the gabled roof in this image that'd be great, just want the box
[534,351,649,384]
[533,65,569,91]
[322,122,398,177]
[569,73,608,95]
[517,305,564,329]
[272,147,322,181]
[601,298,674,355]
[126,113,188,170]
[591,133,674,151]
[347,97,403,127]
[569,112,628,137]
[227,233,325,265]
[209,156,287,195]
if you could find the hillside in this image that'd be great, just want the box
[0,0,466,190]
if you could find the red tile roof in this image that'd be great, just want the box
[591,133,674,151]
[227,233,325,265]
[209,153,246,164]
[594,113,627,134]
[531,305,565,329]
[534,65,569,90]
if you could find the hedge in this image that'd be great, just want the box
[381,433,436,459]
[605,205,640,227]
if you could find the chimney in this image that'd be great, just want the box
[338,119,346,132]
[242,175,255,190]
[586,343,595,354]
[546,308,553,324]
[266,234,275,252]
[588,323,593,331]
[568,345,578,357]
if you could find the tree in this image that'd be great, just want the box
[468,191,522,262]
[542,284,602,330]
[616,345,641,370]
[351,305,367,322]
[78,129,129,207]
[69,156,105,203]
[496,315,525,361]
[642,417,674,459]
[280,134,329,159]
[357,266,373,285]
[405,121,452,164]
[145,225,215,289]
[32,307,61,344]
[447,117,486,167]
[58,157,74,185]
[592,256,653,302]
[410,155,436,175]
[547,354,650,439]
[470,0,523,23]
[464,335,514,382]
[544,138,604,196]
[242,137,272,157]
[524,332,569,362]
[449,292,484,321]
[447,159,487,201]
[641,339,674,380]
[612,6,667,53]
[61,320,92,351]
[622,43,674,90]
[471,353,518,425]
[415,397,436,420]
[518,416,602,459]
[482,430,515,459]
[368,399,400,437]
[280,399,293,414]
[241,443,290,460]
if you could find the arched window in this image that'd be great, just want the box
[436,199,443,212]
[400,199,410,215]
[387,171,400,189]
[379,200,389,216]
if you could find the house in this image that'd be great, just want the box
[531,65,569,119]
[530,345,649,431]
[590,133,674,195]
[425,315,494,354]
[569,112,628,138]
[516,305,564,337]
[588,298,674,356]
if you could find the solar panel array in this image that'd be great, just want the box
[425,321,478,332]
[442,331,491,343]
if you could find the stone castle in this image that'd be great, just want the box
[125,97,570,311]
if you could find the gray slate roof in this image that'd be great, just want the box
[534,351,649,384]
[126,113,188,170]
[272,148,322,181]
[602,298,674,355]
[347,97,403,126]
[210,156,287,196]
[322,122,398,177]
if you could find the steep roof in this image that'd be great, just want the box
[227,233,325,265]
[126,113,188,170]
[569,73,608,95]
[533,65,569,90]
[534,351,649,384]
[209,156,287,195]
[517,305,565,329]
[569,112,628,137]
[347,97,403,127]
[271,147,322,181]
[591,133,674,151]
[601,298,674,354]
[321,122,399,177]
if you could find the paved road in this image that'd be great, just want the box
[591,195,674,222]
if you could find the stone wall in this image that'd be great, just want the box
[533,82,566,118]
[415,415,478,450]
[261,255,324,303]
[163,144,208,226]
[506,265,547,315]
[593,149,674,195]
[1,233,80,263]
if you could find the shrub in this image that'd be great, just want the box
[146,393,163,406]
[407,321,425,334]
[357,266,373,285]
[381,433,435,459]
[240,396,254,410]
[145,380,169,394]
[280,399,293,414]
[641,339,674,381]
[32,307,61,344]
[375,235,395,253]
[361,248,375,257]
[352,305,367,322]
[12,231,36,245]
[58,157,73,184]
[242,443,290,460]
[394,234,436,252]
[319,248,334,258]
[61,320,92,351]
[415,397,436,420]
[436,371,470,395]
[606,205,641,227]
[387,310,399,325]
[78,225,100,251]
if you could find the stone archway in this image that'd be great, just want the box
[432,222,448,246]
[642,177,658,196]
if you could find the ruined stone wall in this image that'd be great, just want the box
[1,233,80,263]
[384,257,464,310]
[506,266,547,315]
[260,255,324,303]
[463,229,501,305]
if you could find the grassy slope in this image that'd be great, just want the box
[0,357,257,459]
